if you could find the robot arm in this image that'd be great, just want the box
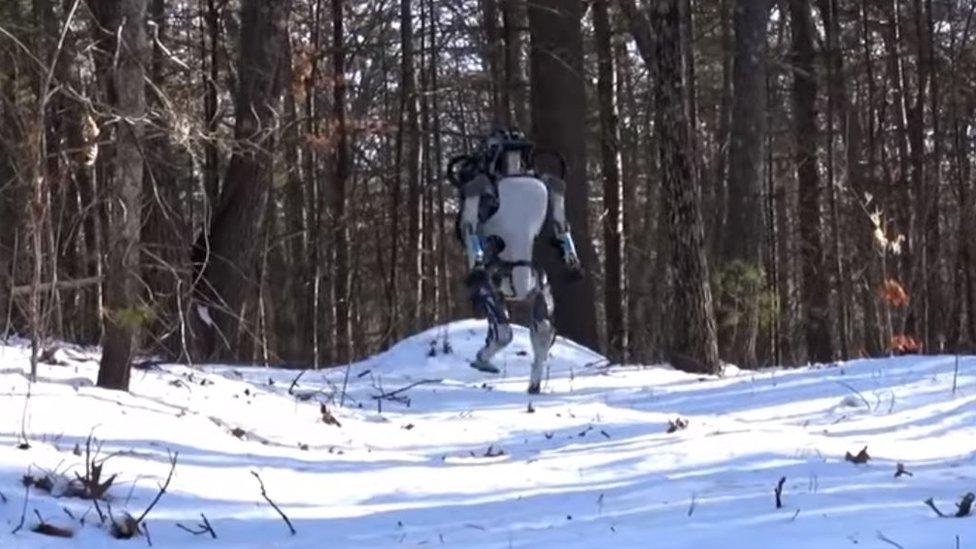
[460,175,490,270]
[544,175,581,271]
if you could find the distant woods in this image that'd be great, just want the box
[2,0,976,389]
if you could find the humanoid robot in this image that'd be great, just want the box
[448,128,582,394]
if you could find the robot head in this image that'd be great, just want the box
[483,127,533,178]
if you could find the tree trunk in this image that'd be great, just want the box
[195,0,291,360]
[651,0,720,373]
[528,0,600,350]
[719,0,772,368]
[593,0,626,362]
[789,0,833,363]
[332,0,351,363]
[90,0,148,390]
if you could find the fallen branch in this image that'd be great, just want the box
[371,378,442,401]
[287,370,306,395]
[176,513,217,538]
[924,493,974,518]
[32,509,73,538]
[11,476,30,534]
[775,476,786,509]
[876,531,906,549]
[112,451,178,539]
[135,452,178,525]
[844,446,871,464]
[251,471,296,535]
[835,380,871,409]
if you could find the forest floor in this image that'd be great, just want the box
[0,320,974,548]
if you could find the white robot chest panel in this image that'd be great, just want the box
[481,176,549,263]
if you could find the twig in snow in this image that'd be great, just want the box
[287,370,306,395]
[134,451,178,525]
[31,509,73,538]
[667,417,689,433]
[371,379,443,402]
[845,446,871,464]
[340,360,352,407]
[142,522,153,547]
[924,497,948,517]
[953,354,960,395]
[790,509,800,521]
[251,471,296,535]
[0,488,7,503]
[11,475,30,534]
[687,493,697,517]
[834,380,871,409]
[894,463,913,478]
[775,476,786,509]
[924,493,975,518]
[176,513,217,538]
[111,452,177,539]
[876,531,905,549]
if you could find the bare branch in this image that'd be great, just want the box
[251,470,296,535]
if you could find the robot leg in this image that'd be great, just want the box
[528,273,556,394]
[471,279,512,374]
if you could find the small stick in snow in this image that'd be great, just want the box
[894,463,913,478]
[774,476,786,509]
[0,488,7,503]
[142,522,152,547]
[11,477,30,534]
[924,497,947,518]
[834,380,871,409]
[687,493,697,517]
[287,370,306,395]
[176,513,217,538]
[924,493,974,518]
[876,531,906,549]
[134,451,178,525]
[251,471,296,535]
[844,446,871,464]
[371,379,443,401]
[952,354,960,395]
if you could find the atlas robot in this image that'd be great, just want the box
[448,128,582,394]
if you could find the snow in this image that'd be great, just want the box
[1,320,974,548]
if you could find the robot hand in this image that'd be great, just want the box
[551,233,583,281]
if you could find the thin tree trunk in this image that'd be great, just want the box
[528,0,600,350]
[331,0,351,364]
[194,0,291,360]
[91,0,148,390]
[790,0,833,363]
[593,0,626,362]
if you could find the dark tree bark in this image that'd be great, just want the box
[718,0,772,368]
[620,0,720,372]
[331,0,351,363]
[195,0,291,360]
[651,0,720,373]
[89,0,148,390]
[593,0,626,362]
[502,0,528,129]
[789,0,833,363]
[528,0,600,351]
[482,0,506,125]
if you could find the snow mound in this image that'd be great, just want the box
[1,324,975,548]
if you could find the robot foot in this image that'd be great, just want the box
[469,358,501,374]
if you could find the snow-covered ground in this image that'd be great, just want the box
[1,320,974,548]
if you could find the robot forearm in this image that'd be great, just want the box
[463,224,485,270]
